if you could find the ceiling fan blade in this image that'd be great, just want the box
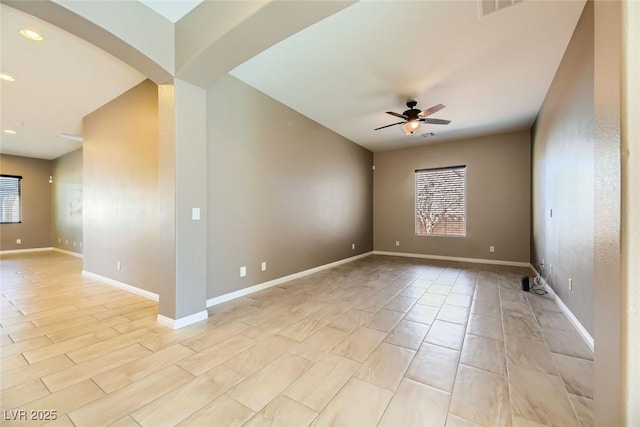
[374,121,405,130]
[419,104,446,118]
[386,111,408,119]
[421,118,451,125]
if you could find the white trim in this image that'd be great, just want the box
[373,250,531,268]
[52,248,83,258]
[529,265,594,352]
[207,251,373,308]
[81,270,159,301]
[0,247,53,255]
[157,310,208,329]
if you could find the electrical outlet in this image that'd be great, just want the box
[16,238,21,244]
[261,262,266,271]
[240,266,247,277]
[549,264,553,275]
[58,237,61,243]
[395,240,400,247]
[569,278,573,291]
[489,246,495,253]
[65,240,68,245]
[352,243,356,250]
[73,241,76,247]
[116,261,121,271]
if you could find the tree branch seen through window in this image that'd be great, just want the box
[415,166,466,237]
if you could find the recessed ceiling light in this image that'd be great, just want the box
[0,73,16,82]
[3,129,17,135]
[20,28,44,41]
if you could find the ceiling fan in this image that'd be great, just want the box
[374,100,451,135]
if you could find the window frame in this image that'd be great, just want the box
[414,165,467,238]
[0,174,23,224]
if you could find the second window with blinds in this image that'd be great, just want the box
[415,165,466,237]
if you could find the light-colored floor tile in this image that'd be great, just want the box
[404,304,439,324]
[279,314,329,342]
[526,294,561,313]
[243,395,318,427]
[533,310,574,331]
[365,309,403,332]
[284,353,360,412]
[355,342,415,391]
[503,311,544,341]
[68,365,194,427]
[406,342,459,392]
[1,354,75,391]
[418,292,447,307]
[180,321,250,352]
[425,320,466,351]
[470,297,501,317]
[508,365,579,427]
[332,327,386,362]
[0,379,51,411]
[383,295,417,313]
[42,344,152,393]
[224,333,298,376]
[461,334,506,375]
[3,380,105,427]
[65,328,156,364]
[437,304,470,325]
[501,299,534,315]
[505,335,557,375]
[569,394,593,427]
[445,293,472,308]
[428,284,452,295]
[228,353,312,412]
[107,416,140,427]
[466,313,504,341]
[177,395,254,427]
[378,378,450,427]
[445,414,481,426]
[177,335,255,376]
[399,285,426,298]
[290,326,348,362]
[326,310,372,333]
[131,365,245,427]
[449,364,511,427]
[384,319,429,350]
[552,353,593,399]
[22,328,120,363]
[542,328,593,361]
[311,378,393,427]
[1,354,28,371]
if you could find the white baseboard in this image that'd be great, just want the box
[52,248,83,258]
[373,250,531,268]
[81,270,159,302]
[529,265,594,352]
[0,247,53,255]
[206,251,373,308]
[157,310,208,329]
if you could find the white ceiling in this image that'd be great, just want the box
[0,4,145,160]
[0,0,586,160]
[139,0,203,23]
[230,0,587,151]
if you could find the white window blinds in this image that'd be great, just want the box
[415,166,466,237]
[0,175,22,224]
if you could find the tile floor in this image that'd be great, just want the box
[0,252,594,426]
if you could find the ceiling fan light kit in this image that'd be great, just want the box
[374,100,451,135]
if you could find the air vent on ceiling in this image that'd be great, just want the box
[479,0,523,17]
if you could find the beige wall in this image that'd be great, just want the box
[0,154,52,251]
[531,2,594,335]
[206,75,373,298]
[373,130,531,263]
[83,80,159,293]
[52,148,83,254]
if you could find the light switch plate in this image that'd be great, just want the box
[192,208,201,220]
[240,266,247,277]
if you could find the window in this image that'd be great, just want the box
[0,175,22,224]
[415,166,466,237]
